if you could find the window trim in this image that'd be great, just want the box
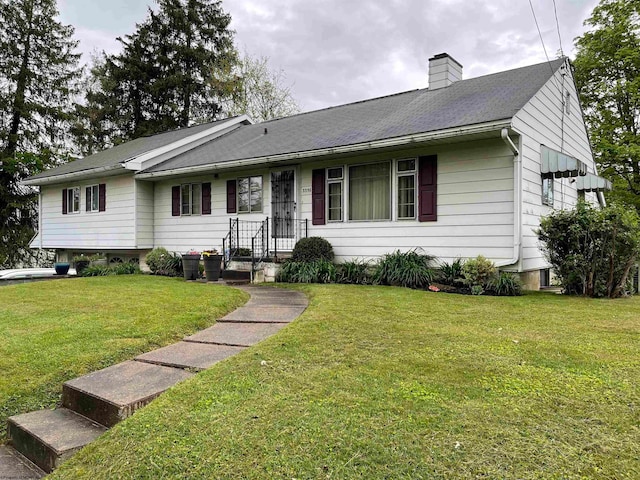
[395,158,417,220]
[180,183,202,216]
[327,166,344,223]
[237,175,263,214]
[67,186,80,214]
[86,184,100,213]
[347,160,392,222]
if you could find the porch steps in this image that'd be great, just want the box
[221,269,252,284]
[2,286,308,476]
[7,408,106,473]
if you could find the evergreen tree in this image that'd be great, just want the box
[573,0,640,210]
[0,0,81,268]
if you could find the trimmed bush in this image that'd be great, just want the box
[437,258,465,286]
[538,201,640,298]
[487,272,522,296]
[277,260,336,284]
[374,250,435,289]
[80,263,141,277]
[291,237,334,263]
[337,260,373,285]
[146,248,170,273]
[146,247,183,277]
[461,256,497,291]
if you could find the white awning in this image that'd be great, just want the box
[541,145,588,178]
[576,173,612,192]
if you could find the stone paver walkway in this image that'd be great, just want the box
[1,285,307,479]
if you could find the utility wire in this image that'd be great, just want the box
[528,0,562,94]
[552,0,564,57]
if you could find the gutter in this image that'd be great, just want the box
[21,164,124,186]
[136,119,512,179]
[496,128,522,270]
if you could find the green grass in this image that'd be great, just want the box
[0,276,247,440]
[48,285,640,479]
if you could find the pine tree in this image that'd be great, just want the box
[0,0,81,268]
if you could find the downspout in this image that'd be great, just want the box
[497,128,521,270]
[39,189,43,249]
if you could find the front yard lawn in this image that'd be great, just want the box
[0,276,247,440]
[51,285,639,479]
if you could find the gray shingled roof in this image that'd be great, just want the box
[143,58,565,174]
[28,118,233,180]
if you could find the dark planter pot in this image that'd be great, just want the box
[75,260,90,276]
[54,263,70,275]
[182,254,201,281]
[203,255,222,282]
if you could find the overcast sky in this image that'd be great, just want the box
[57,0,599,113]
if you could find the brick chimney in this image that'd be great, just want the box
[428,53,463,89]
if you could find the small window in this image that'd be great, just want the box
[67,187,80,214]
[396,158,416,219]
[327,167,343,222]
[542,178,554,206]
[86,185,99,212]
[238,176,263,213]
[181,184,202,216]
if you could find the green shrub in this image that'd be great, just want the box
[291,237,334,263]
[277,260,337,284]
[337,259,372,285]
[461,256,497,291]
[437,258,465,286]
[374,250,435,289]
[538,201,640,298]
[487,272,522,296]
[146,247,182,277]
[80,263,141,277]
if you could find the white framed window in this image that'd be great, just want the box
[67,187,80,214]
[86,185,99,212]
[348,162,391,221]
[542,177,554,206]
[238,176,263,213]
[327,167,343,222]
[181,183,202,215]
[396,158,416,219]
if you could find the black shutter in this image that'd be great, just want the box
[86,187,91,212]
[312,169,326,225]
[171,186,181,216]
[62,189,68,215]
[98,184,106,212]
[418,155,437,222]
[202,182,211,215]
[226,180,236,214]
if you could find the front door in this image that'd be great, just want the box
[271,169,296,241]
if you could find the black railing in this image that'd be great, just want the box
[223,217,308,268]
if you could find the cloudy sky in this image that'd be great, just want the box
[57,0,599,113]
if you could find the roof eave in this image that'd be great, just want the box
[21,164,126,186]
[136,118,513,179]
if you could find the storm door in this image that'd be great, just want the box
[271,169,296,240]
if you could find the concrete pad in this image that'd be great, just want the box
[220,305,307,323]
[135,342,245,371]
[7,409,106,473]
[0,446,44,479]
[244,295,308,307]
[62,361,192,427]
[185,322,288,347]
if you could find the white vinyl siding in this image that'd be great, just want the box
[512,60,599,271]
[136,180,154,248]
[40,174,135,248]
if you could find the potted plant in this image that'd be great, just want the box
[54,262,70,275]
[202,248,222,282]
[73,254,90,275]
[182,249,201,281]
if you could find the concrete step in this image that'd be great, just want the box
[221,269,252,282]
[7,409,106,473]
[0,445,45,479]
[185,322,289,347]
[62,360,193,427]
[135,342,245,371]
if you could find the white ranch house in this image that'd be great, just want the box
[24,54,610,288]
